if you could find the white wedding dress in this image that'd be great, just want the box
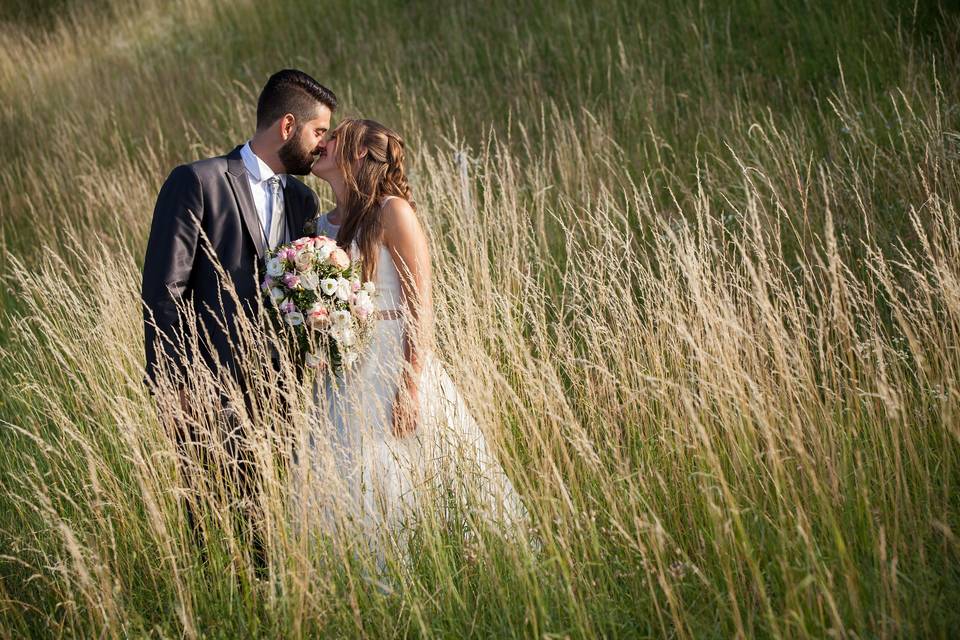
[290,199,527,552]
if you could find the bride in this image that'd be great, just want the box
[292,118,527,549]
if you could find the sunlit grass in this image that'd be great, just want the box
[1,0,959,637]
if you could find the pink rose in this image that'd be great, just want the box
[293,237,309,249]
[329,248,351,269]
[294,250,313,271]
[283,273,300,288]
[281,247,298,261]
[312,236,333,250]
[307,306,330,328]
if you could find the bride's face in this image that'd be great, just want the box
[310,130,339,178]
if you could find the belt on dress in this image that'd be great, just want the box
[372,308,404,321]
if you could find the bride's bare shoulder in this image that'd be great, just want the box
[381,196,414,215]
[381,198,420,231]
[381,198,428,256]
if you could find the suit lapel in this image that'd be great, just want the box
[282,181,304,241]
[225,146,266,258]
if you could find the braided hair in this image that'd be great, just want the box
[331,118,415,281]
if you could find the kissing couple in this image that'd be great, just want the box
[141,69,526,568]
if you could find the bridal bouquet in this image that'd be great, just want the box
[261,236,376,373]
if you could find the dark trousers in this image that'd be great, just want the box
[161,347,298,577]
[168,386,270,577]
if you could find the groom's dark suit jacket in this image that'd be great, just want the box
[142,145,319,386]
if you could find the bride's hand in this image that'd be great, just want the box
[392,377,420,438]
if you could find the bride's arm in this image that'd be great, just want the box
[382,198,434,432]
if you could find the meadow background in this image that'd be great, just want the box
[1,0,959,637]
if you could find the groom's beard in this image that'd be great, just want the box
[278,128,318,175]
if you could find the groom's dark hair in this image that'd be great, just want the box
[256,69,338,130]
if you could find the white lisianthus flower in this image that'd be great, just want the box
[284,311,304,326]
[331,309,352,327]
[362,281,376,294]
[266,257,284,277]
[317,244,333,261]
[270,287,285,302]
[300,272,319,290]
[320,278,338,296]
[335,277,352,301]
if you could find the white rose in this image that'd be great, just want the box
[266,257,284,277]
[317,244,333,260]
[300,272,319,290]
[336,277,352,301]
[362,281,376,294]
[352,293,375,318]
[284,311,304,326]
[320,278,338,296]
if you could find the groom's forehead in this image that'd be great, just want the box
[303,105,332,129]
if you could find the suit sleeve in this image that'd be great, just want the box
[141,164,204,386]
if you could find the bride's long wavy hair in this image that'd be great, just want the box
[332,118,415,281]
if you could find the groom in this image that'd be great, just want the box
[141,69,336,567]
[143,69,336,389]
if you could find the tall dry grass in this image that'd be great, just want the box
[1,0,959,637]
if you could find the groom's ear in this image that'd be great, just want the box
[279,114,297,140]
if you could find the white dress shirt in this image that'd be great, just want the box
[240,141,287,242]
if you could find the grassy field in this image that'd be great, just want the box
[1,0,959,637]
